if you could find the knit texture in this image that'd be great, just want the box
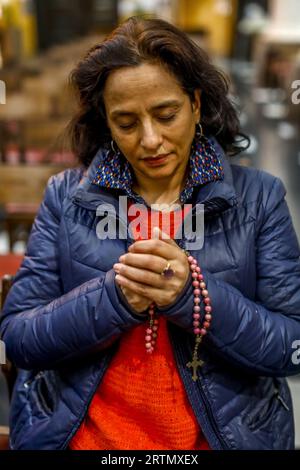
[69,200,210,450]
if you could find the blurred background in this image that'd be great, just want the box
[0,0,299,448]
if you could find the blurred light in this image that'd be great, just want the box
[252,88,286,105]
[0,0,11,20]
[239,111,248,127]
[214,0,233,16]
[0,79,6,104]
[0,231,10,255]
[119,0,161,16]
[277,122,297,140]
[238,3,268,34]
[0,0,13,6]
[0,0,12,15]
[262,103,288,119]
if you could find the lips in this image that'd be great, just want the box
[144,153,169,160]
[143,153,171,165]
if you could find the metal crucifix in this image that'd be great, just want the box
[186,357,205,382]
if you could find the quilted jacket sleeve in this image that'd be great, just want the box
[159,176,300,377]
[0,173,147,370]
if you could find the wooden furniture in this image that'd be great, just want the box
[0,164,65,250]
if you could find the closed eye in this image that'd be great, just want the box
[158,114,176,122]
[118,114,176,130]
[119,123,136,130]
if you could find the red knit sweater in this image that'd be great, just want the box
[69,201,210,450]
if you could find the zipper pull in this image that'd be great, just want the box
[276,392,290,411]
[23,371,44,389]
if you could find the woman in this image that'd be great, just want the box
[1,16,300,450]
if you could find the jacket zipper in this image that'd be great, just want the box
[61,347,117,450]
[165,229,229,449]
[169,326,231,450]
[194,370,230,449]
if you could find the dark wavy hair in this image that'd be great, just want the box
[68,16,249,168]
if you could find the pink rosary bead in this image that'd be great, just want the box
[185,251,213,381]
[189,255,212,338]
[145,302,158,353]
[145,252,212,357]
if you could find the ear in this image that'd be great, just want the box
[192,89,201,121]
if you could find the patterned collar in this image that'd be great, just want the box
[92,136,224,205]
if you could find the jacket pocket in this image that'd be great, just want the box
[27,371,59,416]
[246,384,290,431]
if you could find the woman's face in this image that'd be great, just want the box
[103,62,201,185]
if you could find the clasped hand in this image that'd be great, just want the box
[113,227,190,313]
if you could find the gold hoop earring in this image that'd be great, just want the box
[196,122,204,138]
[111,140,119,154]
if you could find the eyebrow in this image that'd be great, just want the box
[110,99,182,118]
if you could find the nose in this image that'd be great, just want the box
[140,121,163,152]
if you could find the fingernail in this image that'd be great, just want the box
[119,256,125,262]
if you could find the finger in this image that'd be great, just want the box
[114,262,173,288]
[115,274,169,303]
[117,252,167,274]
[119,284,149,302]
[129,229,179,258]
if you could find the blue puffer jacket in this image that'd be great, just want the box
[1,141,300,450]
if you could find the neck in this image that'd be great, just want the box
[132,166,189,206]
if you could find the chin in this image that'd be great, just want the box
[148,158,178,171]
[147,167,175,178]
